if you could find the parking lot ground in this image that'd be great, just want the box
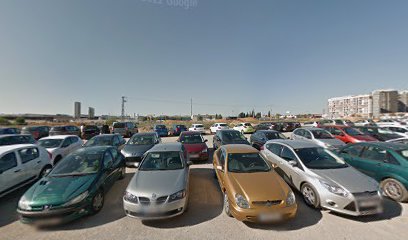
[0,135,407,240]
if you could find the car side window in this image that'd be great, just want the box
[0,152,18,172]
[103,151,114,168]
[295,129,304,137]
[361,146,387,162]
[280,146,297,162]
[341,145,364,157]
[219,150,226,168]
[18,147,39,164]
[62,138,71,147]
[266,143,282,156]
[113,136,120,146]
[332,128,343,135]
[110,148,120,162]
[304,130,312,139]
[70,137,79,143]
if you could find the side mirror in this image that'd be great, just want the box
[134,162,140,168]
[288,160,297,167]
[270,163,278,168]
[216,165,224,171]
[187,161,193,166]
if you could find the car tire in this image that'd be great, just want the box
[39,165,52,179]
[90,190,104,215]
[223,193,232,217]
[119,166,126,180]
[301,183,320,208]
[381,178,408,202]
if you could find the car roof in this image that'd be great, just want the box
[93,134,118,137]
[132,132,157,136]
[218,129,239,133]
[265,139,319,149]
[41,135,78,140]
[298,127,325,131]
[148,143,182,152]
[180,131,201,135]
[222,144,258,153]
[356,142,408,151]
[0,144,38,153]
[256,130,280,133]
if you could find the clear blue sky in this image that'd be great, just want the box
[1,0,407,116]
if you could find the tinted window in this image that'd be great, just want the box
[266,144,282,155]
[18,148,39,163]
[295,147,348,169]
[129,134,155,145]
[50,150,102,176]
[103,151,114,168]
[113,122,125,128]
[0,152,17,172]
[280,146,297,161]
[70,137,79,143]
[113,136,120,146]
[361,146,387,161]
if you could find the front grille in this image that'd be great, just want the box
[126,156,142,163]
[139,197,150,205]
[138,196,168,205]
[126,208,182,218]
[353,191,378,198]
[344,202,356,212]
[252,200,282,206]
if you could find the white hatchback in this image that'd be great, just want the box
[188,124,206,134]
[0,144,52,197]
[210,123,229,134]
[37,135,83,165]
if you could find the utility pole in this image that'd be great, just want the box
[121,96,127,120]
[190,98,193,118]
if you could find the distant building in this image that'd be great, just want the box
[74,102,81,119]
[398,91,408,112]
[372,89,399,117]
[88,107,95,119]
[328,94,372,118]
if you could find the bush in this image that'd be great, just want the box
[15,117,26,125]
[0,117,11,126]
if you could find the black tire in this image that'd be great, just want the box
[381,178,408,202]
[119,166,126,180]
[39,165,52,179]
[301,183,320,208]
[90,190,104,215]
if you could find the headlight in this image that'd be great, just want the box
[286,191,296,206]
[123,191,138,203]
[354,139,362,143]
[168,189,186,202]
[319,180,349,197]
[235,194,249,209]
[202,148,208,153]
[121,150,131,157]
[62,191,88,207]
[18,196,32,210]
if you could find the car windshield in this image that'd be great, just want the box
[84,136,113,146]
[139,151,183,170]
[51,127,65,131]
[227,153,271,173]
[113,122,125,128]
[129,135,155,145]
[295,147,348,169]
[180,134,203,144]
[264,132,286,140]
[38,139,63,148]
[335,120,344,125]
[344,127,363,136]
[222,131,246,141]
[0,136,32,146]
[84,125,98,130]
[244,123,252,126]
[155,125,166,129]
[311,130,333,139]
[50,151,102,176]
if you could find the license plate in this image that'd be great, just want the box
[190,154,199,158]
[259,213,282,222]
[359,200,378,207]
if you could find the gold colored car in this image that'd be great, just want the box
[213,144,297,223]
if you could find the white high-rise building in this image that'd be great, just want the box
[328,94,372,118]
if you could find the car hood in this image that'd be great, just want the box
[353,135,378,141]
[23,174,97,207]
[183,143,207,152]
[228,171,289,202]
[128,169,187,196]
[122,144,154,156]
[317,139,346,147]
[310,167,378,193]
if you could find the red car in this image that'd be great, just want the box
[322,125,378,143]
[178,131,209,161]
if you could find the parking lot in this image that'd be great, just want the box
[0,134,407,240]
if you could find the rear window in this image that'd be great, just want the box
[113,122,125,128]
[84,125,98,130]
[51,126,65,131]
[0,128,19,134]
[194,124,203,128]
[244,123,252,126]
[219,124,228,127]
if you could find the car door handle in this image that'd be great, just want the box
[37,160,41,164]
[14,169,21,173]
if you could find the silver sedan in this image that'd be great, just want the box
[260,139,382,216]
[123,143,191,220]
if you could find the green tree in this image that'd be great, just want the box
[0,117,11,126]
[255,112,262,119]
[15,117,26,125]
[238,112,246,118]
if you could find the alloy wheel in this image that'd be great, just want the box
[384,180,402,199]
[92,192,104,212]
[302,185,316,206]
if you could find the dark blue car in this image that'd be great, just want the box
[169,124,187,136]
[154,124,169,137]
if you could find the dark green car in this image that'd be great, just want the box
[338,142,408,202]
[17,146,126,225]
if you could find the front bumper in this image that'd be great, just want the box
[17,204,89,225]
[229,202,297,223]
[123,197,186,220]
[320,191,382,216]
[125,156,143,167]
